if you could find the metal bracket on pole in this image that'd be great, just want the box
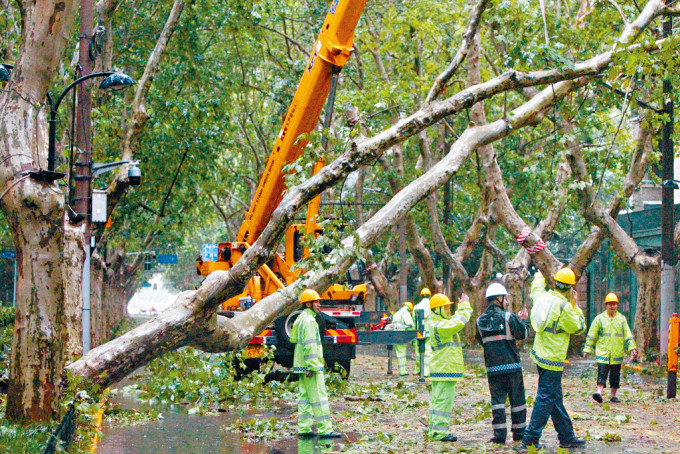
[92,160,137,177]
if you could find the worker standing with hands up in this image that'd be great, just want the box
[427,292,473,442]
[521,268,587,452]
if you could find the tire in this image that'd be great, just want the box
[274,310,302,347]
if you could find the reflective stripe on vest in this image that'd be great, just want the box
[478,311,514,343]
[433,341,462,351]
[531,349,564,368]
[543,301,568,334]
[430,372,463,378]
[487,362,522,373]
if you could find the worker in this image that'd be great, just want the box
[475,283,530,444]
[521,268,586,451]
[390,301,415,376]
[414,288,433,376]
[427,292,473,442]
[583,292,638,403]
[290,289,341,438]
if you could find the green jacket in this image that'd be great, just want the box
[428,300,473,381]
[392,305,414,329]
[290,308,324,374]
[583,311,636,364]
[529,274,586,371]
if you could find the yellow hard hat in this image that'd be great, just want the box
[604,293,619,304]
[403,301,414,311]
[554,267,576,286]
[420,288,431,297]
[300,289,321,304]
[429,293,452,310]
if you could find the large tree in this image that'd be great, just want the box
[67,0,676,383]
[1,0,678,422]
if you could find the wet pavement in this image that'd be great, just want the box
[98,410,359,454]
[97,345,679,453]
[97,374,357,454]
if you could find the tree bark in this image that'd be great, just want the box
[568,117,660,351]
[0,0,78,421]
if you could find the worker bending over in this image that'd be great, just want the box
[583,292,637,403]
[521,268,586,451]
[390,301,415,376]
[476,283,530,444]
[427,292,472,442]
[291,289,341,438]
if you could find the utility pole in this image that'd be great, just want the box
[75,0,94,353]
[660,13,676,398]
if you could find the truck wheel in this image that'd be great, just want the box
[274,310,301,347]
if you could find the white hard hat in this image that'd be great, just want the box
[485,283,509,299]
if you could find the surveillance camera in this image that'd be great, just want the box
[128,162,141,187]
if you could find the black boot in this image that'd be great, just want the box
[560,437,586,449]
[440,434,458,442]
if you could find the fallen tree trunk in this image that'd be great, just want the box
[68,76,585,387]
[67,0,670,386]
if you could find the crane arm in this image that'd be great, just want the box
[237,0,367,244]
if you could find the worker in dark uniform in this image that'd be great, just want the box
[476,283,530,444]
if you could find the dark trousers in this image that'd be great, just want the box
[488,371,527,441]
[596,363,621,389]
[522,366,577,445]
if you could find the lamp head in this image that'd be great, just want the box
[99,72,136,90]
[127,161,141,187]
[0,64,12,82]
[662,179,679,190]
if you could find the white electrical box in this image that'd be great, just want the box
[91,190,108,223]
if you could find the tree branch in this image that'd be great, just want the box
[425,0,492,102]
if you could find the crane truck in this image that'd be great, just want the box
[197,0,368,375]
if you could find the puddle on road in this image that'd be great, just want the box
[98,415,360,453]
[97,387,359,453]
[98,411,359,454]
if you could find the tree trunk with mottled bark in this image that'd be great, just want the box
[633,264,661,355]
[0,0,79,421]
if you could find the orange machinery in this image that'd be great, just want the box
[196,0,368,372]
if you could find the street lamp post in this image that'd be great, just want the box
[39,71,135,353]
[30,71,136,183]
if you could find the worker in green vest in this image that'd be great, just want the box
[427,292,472,442]
[414,288,433,376]
[521,268,586,452]
[583,292,637,403]
[390,301,415,376]
[291,289,341,438]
